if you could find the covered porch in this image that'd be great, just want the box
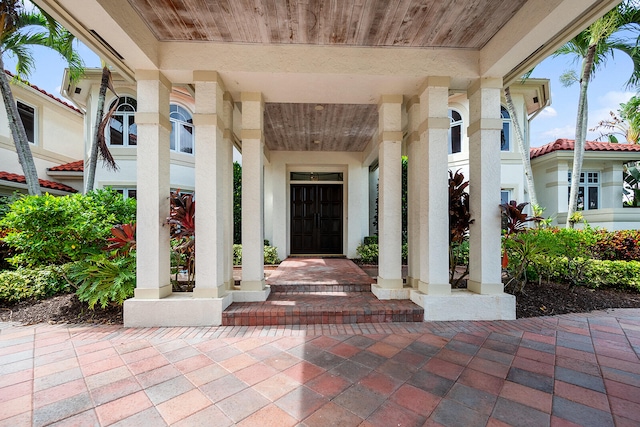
[34,0,621,327]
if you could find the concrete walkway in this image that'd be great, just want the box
[1,309,639,426]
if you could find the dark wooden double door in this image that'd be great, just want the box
[291,184,343,254]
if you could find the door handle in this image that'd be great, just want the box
[315,212,320,229]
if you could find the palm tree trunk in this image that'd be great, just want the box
[566,44,596,228]
[0,56,41,196]
[85,66,109,193]
[505,87,538,208]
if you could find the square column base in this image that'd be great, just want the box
[371,284,410,300]
[241,279,266,291]
[231,286,271,302]
[123,293,233,327]
[406,276,419,288]
[376,277,404,289]
[410,289,515,321]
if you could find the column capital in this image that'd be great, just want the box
[135,69,171,88]
[193,70,220,82]
[467,77,503,95]
[419,76,450,93]
[378,94,403,106]
[241,92,264,103]
[406,95,420,111]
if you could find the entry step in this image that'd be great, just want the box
[222,292,424,326]
[268,283,372,293]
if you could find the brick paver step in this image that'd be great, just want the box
[268,283,372,293]
[222,291,424,326]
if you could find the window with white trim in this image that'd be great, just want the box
[170,104,194,154]
[108,96,137,146]
[501,106,511,152]
[568,171,599,210]
[17,101,36,144]
[500,190,512,205]
[448,109,463,154]
[113,187,137,200]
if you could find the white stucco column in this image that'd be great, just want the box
[467,78,503,294]
[406,96,420,288]
[417,77,451,295]
[376,95,403,290]
[241,92,266,291]
[134,70,172,299]
[602,163,623,209]
[192,71,227,298]
[223,92,235,289]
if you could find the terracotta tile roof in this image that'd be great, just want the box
[4,70,82,114]
[48,160,84,172]
[530,138,640,159]
[0,171,78,193]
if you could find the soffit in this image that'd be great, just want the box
[126,0,526,49]
[264,103,377,152]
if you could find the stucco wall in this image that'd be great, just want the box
[264,150,369,259]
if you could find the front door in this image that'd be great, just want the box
[290,184,343,254]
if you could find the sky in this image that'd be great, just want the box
[4,36,637,150]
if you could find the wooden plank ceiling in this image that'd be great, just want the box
[128,0,526,49]
[127,0,527,151]
[264,103,377,151]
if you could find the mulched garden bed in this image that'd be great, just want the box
[1,281,639,325]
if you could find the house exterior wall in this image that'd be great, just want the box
[444,92,529,206]
[264,150,369,260]
[0,82,84,192]
[81,83,197,194]
[532,152,640,230]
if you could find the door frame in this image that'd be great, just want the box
[287,166,347,256]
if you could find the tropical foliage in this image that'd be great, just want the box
[0,0,83,195]
[555,0,640,227]
[0,189,136,266]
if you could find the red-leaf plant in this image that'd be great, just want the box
[167,190,196,290]
[105,223,136,256]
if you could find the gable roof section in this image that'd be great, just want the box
[0,171,77,193]
[4,70,81,114]
[48,160,84,172]
[530,139,640,160]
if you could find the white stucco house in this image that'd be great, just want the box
[28,0,623,327]
[0,71,83,196]
[531,139,640,230]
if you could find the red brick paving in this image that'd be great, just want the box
[224,258,423,326]
[1,309,639,426]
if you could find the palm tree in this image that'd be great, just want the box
[0,0,83,195]
[555,0,640,227]
[85,62,118,193]
[504,86,538,208]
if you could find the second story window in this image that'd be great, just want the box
[170,104,194,154]
[448,109,463,154]
[108,96,137,147]
[501,106,511,152]
[17,101,36,144]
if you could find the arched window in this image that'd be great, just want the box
[108,96,137,146]
[170,104,194,154]
[501,106,511,152]
[448,109,463,154]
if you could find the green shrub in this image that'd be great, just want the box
[402,243,408,263]
[233,244,242,266]
[264,246,281,265]
[356,243,378,264]
[68,254,136,309]
[0,265,71,304]
[232,244,281,265]
[0,189,136,267]
[364,236,378,245]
